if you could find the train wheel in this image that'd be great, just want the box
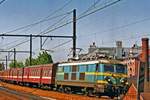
[87,90,94,97]
[58,87,64,93]
[64,87,72,94]
[110,95,115,99]
[98,94,102,98]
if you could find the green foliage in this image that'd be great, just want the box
[9,51,53,68]
[25,58,37,66]
[9,60,24,68]
[37,51,53,64]
[25,51,53,66]
[0,63,4,71]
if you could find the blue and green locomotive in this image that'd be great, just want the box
[55,59,129,98]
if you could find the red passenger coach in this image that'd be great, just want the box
[3,69,10,81]
[9,68,19,82]
[41,64,56,85]
[0,63,57,88]
[17,68,24,82]
[0,71,4,80]
[23,67,29,82]
[23,64,57,86]
[28,66,41,83]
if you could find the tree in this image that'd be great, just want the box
[37,51,53,64]
[25,58,37,66]
[25,51,53,66]
[0,63,4,71]
[9,61,24,68]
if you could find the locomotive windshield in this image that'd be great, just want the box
[103,64,114,72]
[115,64,127,74]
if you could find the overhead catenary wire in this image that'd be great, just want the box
[2,11,72,49]
[77,0,123,20]
[78,16,150,38]
[4,0,123,51]
[40,0,122,51]
[41,14,70,46]
[79,32,150,48]
[42,0,123,35]
[2,11,72,35]
[0,0,6,5]
[4,13,71,50]
[2,0,73,35]
[78,0,102,18]
[6,39,30,50]
[51,39,72,50]
[33,40,72,54]
[1,0,73,49]
[45,0,73,19]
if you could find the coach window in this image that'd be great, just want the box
[44,71,46,76]
[32,69,34,75]
[33,69,35,76]
[34,69,36,76]
[33,69,36,76]
[36,69,37,75]
[46,70,48,76]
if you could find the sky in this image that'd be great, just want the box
[0,0,150,63]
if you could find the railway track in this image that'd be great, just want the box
[0,84,55,100]
[0,86,48,100]
[0,81,120,100]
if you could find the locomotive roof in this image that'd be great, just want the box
[58,59,124,66]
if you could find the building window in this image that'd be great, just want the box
[130,68,132,71]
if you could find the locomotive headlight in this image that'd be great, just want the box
[104,76,113,84]
[120,78,127,84]
[121,79,124,83]
[108,79,111,82]
[105,76,111,82]
[125,82,129,85]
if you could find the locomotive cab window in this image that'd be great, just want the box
[104,64,114,72]
[115,64,126,74]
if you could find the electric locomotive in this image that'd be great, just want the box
[55,59,129,98]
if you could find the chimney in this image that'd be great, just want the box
[141,38,149,82]
[116,41,122,48]
[115,41,123,59]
